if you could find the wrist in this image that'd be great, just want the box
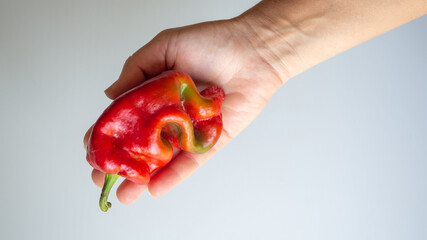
[233,0,329,81]
[233,0,427,81]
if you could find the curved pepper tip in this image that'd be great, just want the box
[99,198,112,212]
[99,173,120,212]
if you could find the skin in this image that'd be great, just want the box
[84,0,427,205]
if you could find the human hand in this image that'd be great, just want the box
[83,18,287,204]
[84,0,426,205]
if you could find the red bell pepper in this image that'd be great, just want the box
[86,70,225,211]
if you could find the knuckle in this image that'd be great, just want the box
[156,28,176,39]
[124,55,135,66]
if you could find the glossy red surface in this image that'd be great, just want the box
[86,71,224,184]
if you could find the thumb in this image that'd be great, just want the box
[105,31,173,99]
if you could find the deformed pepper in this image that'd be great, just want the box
[86,70,225,212]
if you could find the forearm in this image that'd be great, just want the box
[236,0,427,82]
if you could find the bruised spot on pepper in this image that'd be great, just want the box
[100,122,121,137]
[127,151,147,161]
[100,110,138,137]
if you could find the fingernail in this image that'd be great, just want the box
[104,80,118,98]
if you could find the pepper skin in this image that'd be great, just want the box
[86,70,225,211]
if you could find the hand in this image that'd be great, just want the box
[84,0,426,205]
[83,18,286,204]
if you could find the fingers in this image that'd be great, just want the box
[91,169,105,188]
[104,32,172,99]
[104,56,146,99]
[116,180,147,205]
[83,125,94,150]
[89,131,230,200]
[88,126,230,203]
[148,151,212,197]
[89,147,225,203]
[148,135,230,197]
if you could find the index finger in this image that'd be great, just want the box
[104,32,172,99]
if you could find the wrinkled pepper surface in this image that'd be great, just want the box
[86,70,225,212]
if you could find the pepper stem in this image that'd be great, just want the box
[99,173,120,212]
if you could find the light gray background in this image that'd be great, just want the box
[1,0,426,239]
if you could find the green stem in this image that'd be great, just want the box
[99,173,119,212]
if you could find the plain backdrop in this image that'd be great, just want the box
[1,0,426,239]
